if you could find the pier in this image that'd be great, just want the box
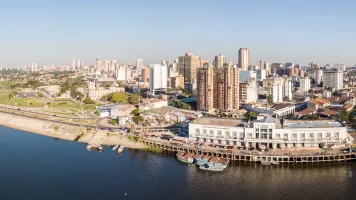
[140,139,356,164]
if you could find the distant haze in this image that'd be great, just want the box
[0,0,355,67]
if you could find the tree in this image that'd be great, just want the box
[339,111,349,122]
[108,119,117,125]
[133,115,144,124]
[83,97,95,104]
[245,112,257,120]
[129,94,140,104]
[111,92,128,104]
[8,93,14,99]
[37,92,44,97]
[283,96,290,102]
[118,81,125,88]
[94,110,100,116]
[130,108,140,116]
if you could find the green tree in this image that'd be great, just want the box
[245,112,257,120]
[8,93,14,99]
[108,119,117,125]
[129,94,140,104]
[83,97,95,104]
[118,81,125,88]
[111,92,128,104]
[37,92,44,97]
[283,96,290,102]
[130,108,140,116]
[267,94,273,105]
[339,111,349,122]
[94,110,100,116]
[133,115,144,124]
[176,100,192,110]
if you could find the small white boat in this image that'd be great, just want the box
[199,164,224,171]
[97,146,104,152]
[112,145,119,151]
[86,144,93,151]
[117,145,124,154]
[272,161,279,165]
[260,160,272,166]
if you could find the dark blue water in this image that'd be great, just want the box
[0,126,355,200]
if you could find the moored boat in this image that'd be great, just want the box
[260,160,272,166]
[199,164,224,171]
[176,152,194,164]
[117,145,124,154]
[195,158,208,166]
[271,161,279,165]
[97,146,104,152]
[112,145,119,151]
[86,144,94,151]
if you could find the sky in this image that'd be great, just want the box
[0,0,355,68]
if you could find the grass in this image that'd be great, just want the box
[143,146,165,153]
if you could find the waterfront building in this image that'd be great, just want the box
[323,69,343,91]
[189,115,348,148]
[300,76,311,93]
[178,53,202,83]
[149,64,168,95]
[197,65,239,113]
[213,54,226,68]
[238,48,249,70]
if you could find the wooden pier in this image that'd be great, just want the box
[140,139,356,164]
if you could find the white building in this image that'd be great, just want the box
[323,90,332,98]
[314,69,323,85]
[115,65,132,81]
[323,69,343,91]
[72,59,76,71]
[149,64,167,95]
[189,116,348,148]
[31,62,37,72]
[136,59,144,71]
[300,77,311,93]
[239,80,258,105]
[263,78,292,103]
[256,69,266,81]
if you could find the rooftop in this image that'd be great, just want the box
[192,117,247,127]
[283,119,343,128]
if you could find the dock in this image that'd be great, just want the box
[88,131,107,146]
[141,138,356,164]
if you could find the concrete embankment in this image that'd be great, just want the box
[0,112,147,149]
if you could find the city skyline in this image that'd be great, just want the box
[1,0,356,67]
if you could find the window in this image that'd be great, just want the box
[275,133,281,139]
[269,129,273,132]
[217,130,222,136]
[283,133,288,140]
[326,132,331,139]
[225,131,231,138]
[256,132,259,138]
[203,129,207,134]
[334,132,339,139]
[232,131,237,137]
[301,133,305,140]
[261,133,267,139]
[246,133,252,139]
[195,128,200,135]
[310,133,314,139]
[318,132,322,140]
[209,130,214,137]
[292,133,297,140]
[269,134,272,139]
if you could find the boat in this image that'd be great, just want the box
[176,152,193,164]
[97,146,104,152]
[271,161,279,165]
[260,160,272,166]
[86,144,94,151]
[195,158,208,166]
[212,162,227,169]
[117,145,124,154]
[199,164,224,171]
[112,145,119,151]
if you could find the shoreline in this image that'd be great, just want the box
[0,112,147,150]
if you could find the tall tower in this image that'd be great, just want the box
[178,53,202,83]
[238,48,249,70]
[213,54,226,68]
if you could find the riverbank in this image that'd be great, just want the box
[0,112,147,149]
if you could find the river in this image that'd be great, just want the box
[0,126,355,200]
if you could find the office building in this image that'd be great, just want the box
[213,54,226,68]
[31,62,37,72]
[136,59,144,71]
[96,59,102,72]
[300,77,311,93]
[178,53,202,83]
[256,69,266,81]
[72,59,76,71]
[238,48,249,70]
[115,65,132,81]
[323,69,343,91]
[149,64,168,95]
[141,67,149,82]
[171,75,184,89]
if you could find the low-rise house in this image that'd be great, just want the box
[307,97,329,110]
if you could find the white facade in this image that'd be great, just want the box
[300,77,311,93]
[264,78,292,103]
[323,90,332,98]
[189,117,348,148]
[315,69,323,85]
[115,65,132,81]
[31,62,37,72]
[240,80,258,104]
[149,64,167,94]
[256,69,266,81]
[88,87,124,101]
[323,69,343,91]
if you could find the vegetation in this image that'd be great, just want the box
[301,115,320,120]
[70,90,84,100]
[283,96,290,102]
[37,92,44,97]
[118,81,125,88]
[133,115,144,124]
[129,94,140,104]
[244,112,257,120]
[143,146,164,153]
[94,110,100,116]
[267,94,273,105]
[54,126,59,131]
[111,92,128,104]
[130,108,140,116]
[108,119,117,125]
[177,100,191,110]
[339,111,349,122]
[83,97,95,104]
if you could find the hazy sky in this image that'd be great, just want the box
[0,0,355,68]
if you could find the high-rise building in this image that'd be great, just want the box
[213,54,226,68]
[72,59,76,71]
[263,78,292,103]
[323,69,343,91]
[300,77,311,93]
[149,64,168,95]
[315,69,323,85]
[238,48,249,70]
[96,59,102,72]
[171,75,184,89]
[197,65,239,112]
[141,67,149,82]
[115,65,132,81]
[239,78,258,105]
[136,59,144,71]
[31,62,37,72]
[256,60,270,75]
[178,53,202,83]
[256,69,266,81]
